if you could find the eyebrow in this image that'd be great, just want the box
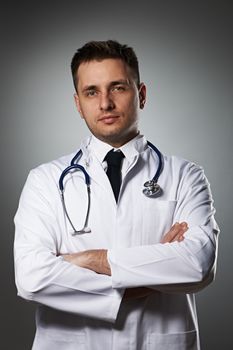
[82,85,97,93]
[110,79,131,86]
[81,79,131,93]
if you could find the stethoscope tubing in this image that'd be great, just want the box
[59,164,90,192]
[147,141,163,183]
[59,141,163,234]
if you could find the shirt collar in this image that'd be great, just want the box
[87,133,148,164]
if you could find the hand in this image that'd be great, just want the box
[124,221,189,300]
[62,249,111,275]
[161,222,188,244]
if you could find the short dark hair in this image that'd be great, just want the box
[71,40,140,91]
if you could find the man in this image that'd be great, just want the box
[14,40,219,350]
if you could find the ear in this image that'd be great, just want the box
[138,83,146,109]
[74,93,83,118]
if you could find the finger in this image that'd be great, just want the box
[180,222,188,230]
[172,222,188,235]
[162,222,188,243]
[178,234,185,242]
[170,222,188,242]
[171,222,188,233]
[165,222,183,241]
[170,232,184,242]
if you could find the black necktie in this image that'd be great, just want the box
[104,149,125,202]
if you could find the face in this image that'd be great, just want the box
[74,58,146,147]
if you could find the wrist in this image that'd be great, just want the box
[85,249,111,276]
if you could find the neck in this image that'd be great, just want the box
[97,131,140,148]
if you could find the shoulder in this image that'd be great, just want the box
[25,150,78,192]
[163,154,209,194]
[32,151,76,174]
[146,143,206,183]
[163,153,204,175]
[161,153,208,190]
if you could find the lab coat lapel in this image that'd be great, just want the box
[78,136,111,189]
[85,155,116,201]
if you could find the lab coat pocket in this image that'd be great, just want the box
[33,328,86,350]
[147,330,197,350]
[142,199,177,244]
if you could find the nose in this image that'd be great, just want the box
[99,92,115,111]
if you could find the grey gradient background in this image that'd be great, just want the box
[1,1,232,349]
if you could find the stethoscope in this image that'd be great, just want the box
[59,141,163,235]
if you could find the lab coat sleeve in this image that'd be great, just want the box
[107,162,219,294]
[14,169,123,323]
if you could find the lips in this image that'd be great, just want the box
[98,115,120,124]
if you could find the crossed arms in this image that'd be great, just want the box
[62,222,188,275]
[62,222,188,299]
[14,162,218,320]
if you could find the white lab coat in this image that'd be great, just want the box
[14,135,219,350]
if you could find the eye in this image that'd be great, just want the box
[112,85,126,92]
[86,89,97,97]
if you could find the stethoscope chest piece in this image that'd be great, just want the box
[143,180,162,197]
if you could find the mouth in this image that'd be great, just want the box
[98,115,120,124]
